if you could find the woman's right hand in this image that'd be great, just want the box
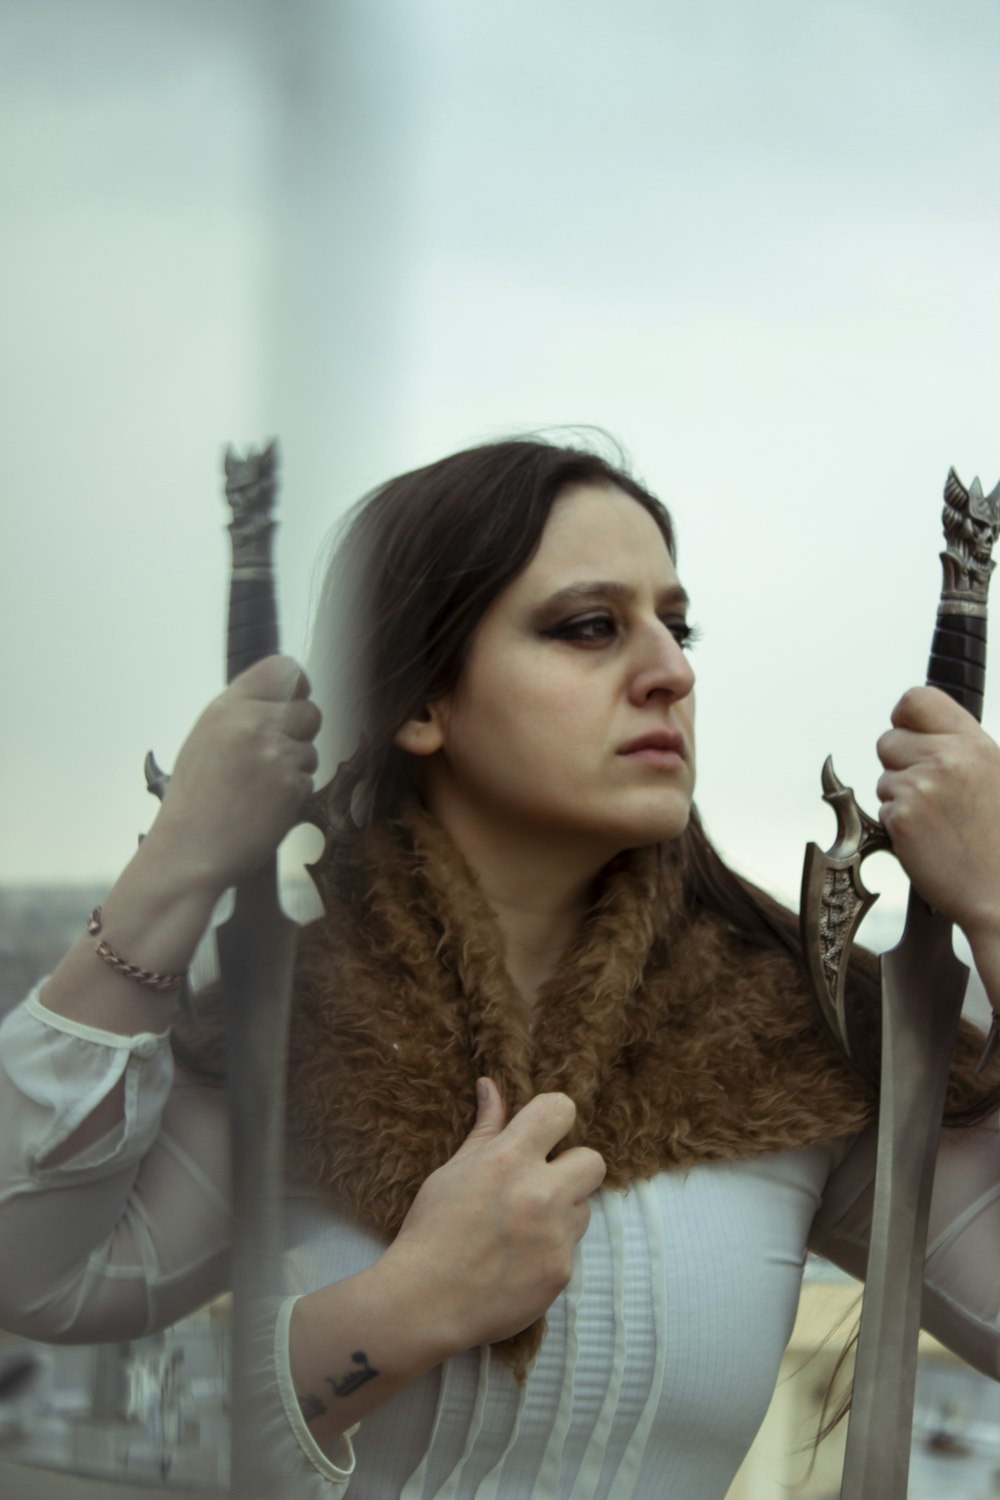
[377,1081,607,1356]
[288,1084,604,1450]
[144,655,321,895]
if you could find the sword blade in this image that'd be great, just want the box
[217,865,298,1496]
[214,444,298,1497]
[839,889,968,1499]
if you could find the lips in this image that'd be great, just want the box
[617,730,686,757]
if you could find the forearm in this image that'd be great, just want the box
[40,815,226,1038]
[35,818,227,1164]
[288,1255,454,1453]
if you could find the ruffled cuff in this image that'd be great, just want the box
[0,985,173,1179]
[231,1293,356,1497]
[276,1296,357,1485]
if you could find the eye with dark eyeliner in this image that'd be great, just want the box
[667,620,702,649]
[542,613,617,642]
[542,613,701,648]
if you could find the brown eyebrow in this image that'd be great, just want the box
[531,579,691,621]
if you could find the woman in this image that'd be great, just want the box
[2,437,1000,1499]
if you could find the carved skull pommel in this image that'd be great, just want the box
[941,467,1000,604]
[224,442,279,574]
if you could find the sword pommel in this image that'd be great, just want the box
[939,467,1000,612]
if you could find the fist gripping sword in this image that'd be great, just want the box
[801,467,1000,1500]
[147,443,297,1496]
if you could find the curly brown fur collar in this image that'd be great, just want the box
[285,806,876,1370]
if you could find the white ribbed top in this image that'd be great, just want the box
[281,1142,834,1498]
[3,991,1000,1498]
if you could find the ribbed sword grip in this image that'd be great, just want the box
[926,611,987,724]
[227,575,280,683]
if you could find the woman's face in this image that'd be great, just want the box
[415,482,697,860]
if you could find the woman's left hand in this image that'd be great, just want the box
[877,686,1000,947]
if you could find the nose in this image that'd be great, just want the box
[627,619,696,706]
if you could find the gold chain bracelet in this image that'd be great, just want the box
[87,907,187,992]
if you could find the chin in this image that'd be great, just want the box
[603,799,693,854]
[642,793,693,840]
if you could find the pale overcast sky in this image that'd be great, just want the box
[2,0,998,940]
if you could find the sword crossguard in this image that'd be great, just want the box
[801,756,891,1057]
[143,750,171,804]
[302,784,334,847]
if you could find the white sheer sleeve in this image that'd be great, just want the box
[0,985,232,1339]
[0,986,357,1490]
[810,1116,1000,1378]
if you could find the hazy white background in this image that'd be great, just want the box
[2,0,998,945]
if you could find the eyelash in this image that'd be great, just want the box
[544,613,702,650]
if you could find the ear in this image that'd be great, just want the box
[392,702,447,757]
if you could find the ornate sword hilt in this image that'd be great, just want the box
[801,467,1000,1059]
[142,443,280,810]
[222,441,280,682]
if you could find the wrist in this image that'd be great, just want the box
[92,831,227,980]
[360,1246,464,1371]
[135,810,234,905]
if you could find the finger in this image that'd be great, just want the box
[876,727,949,771]
[876,768,941,833]
[295,742,319,776]
[890,685,974,735]
[551,1143,607,1200]
[280,699,322,742]
[504,1091,577,1157]
[280,740,319,778]
[875,768,917,810]
[291,769,316,804]
[231,655,310,702]
[286,663,312,700]
[451,1078,508,1157]
[875,768,895,805]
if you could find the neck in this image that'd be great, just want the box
[420,798,618,1006]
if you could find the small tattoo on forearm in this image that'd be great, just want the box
[297,1351,379,1424]
[326,1350,380,1398]
[298,1391,326,1423]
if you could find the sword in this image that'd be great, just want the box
[801,466,1000,1499]
[147,443,298,1496]
[216,443,301,1498]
